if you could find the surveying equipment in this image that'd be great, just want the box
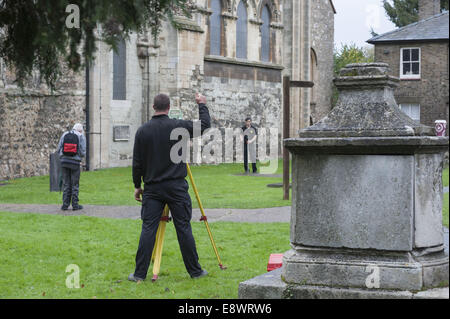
[149,107,226,282]
[150,163,226,281]
[150,205,171,281]
[186,163,226,270]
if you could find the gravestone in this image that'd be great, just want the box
[238,63,449,298]
[49,152,62,192]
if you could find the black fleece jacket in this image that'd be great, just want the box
[132,104,211,188]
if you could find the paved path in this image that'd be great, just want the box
[0,203,291,223]
[0,203,447,253]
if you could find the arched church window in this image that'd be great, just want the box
[113,38,126,100]
[236,1,248,59]
[210,0,222,55]
[261,5,271,62]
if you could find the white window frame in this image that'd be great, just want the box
[399,103,421,122]
[400,47,421,80]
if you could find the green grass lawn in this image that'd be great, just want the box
[0,162,448,225]
[0,165,448,298]
[443,166,449,188]
[443,193,449,228]
[443,166,449,228]
[0,161,291,209]
[0,211,290,299]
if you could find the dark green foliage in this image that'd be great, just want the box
[0,0,192,88]
[383,0,419,27]
[383,0,449,28]
[444,0,450,11]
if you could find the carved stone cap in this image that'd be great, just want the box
[339,62,390,76]
[334,63,400,90]
[299,63,435,138]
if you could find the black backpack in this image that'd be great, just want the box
[62,131,79,156]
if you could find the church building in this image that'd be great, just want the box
[0,0,335,179]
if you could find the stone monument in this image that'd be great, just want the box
[238,63,449,298]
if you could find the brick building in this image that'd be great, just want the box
[367,2,449,135]
[1,0,336,179]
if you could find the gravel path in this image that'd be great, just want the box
[0,203,291,223]
[0,203,447,253]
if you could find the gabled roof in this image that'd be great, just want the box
[367,11,449,44]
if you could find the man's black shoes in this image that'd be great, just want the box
[191,269,208,279]
[128,273,145,282]
[128,270,207,281]
[61,205,84,211]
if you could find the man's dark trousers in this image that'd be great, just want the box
[62,165,81,208]
[243,143,257,173]
[134,178,203,279]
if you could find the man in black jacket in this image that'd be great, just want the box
[242,117,257,174]
[129,93,211,282]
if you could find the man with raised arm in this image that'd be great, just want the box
[129,93,211,282]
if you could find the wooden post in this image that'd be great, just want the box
[283,76,290,200]
[282,77,313,200]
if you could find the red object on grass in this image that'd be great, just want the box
[267,253,283,272]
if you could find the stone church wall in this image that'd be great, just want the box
[0,61,85,180]
[1,0,335,179]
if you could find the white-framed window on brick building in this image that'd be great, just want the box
[113,38,127,100]
[399,103,420,122]
[400,48,420,79]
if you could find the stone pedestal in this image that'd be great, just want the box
[238,63,449,299]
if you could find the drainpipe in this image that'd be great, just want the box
[85,63,90,171]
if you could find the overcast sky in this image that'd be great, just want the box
[333,0,397,49]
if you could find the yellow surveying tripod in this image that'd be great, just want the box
[150,163,227,282]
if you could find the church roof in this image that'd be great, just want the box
[367,11,449,44]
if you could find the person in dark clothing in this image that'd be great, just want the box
[129,93,211,282]
[57,123,86,211]
[242,117,257,174]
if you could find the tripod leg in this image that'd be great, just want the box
[186,163,226,270]
[151,208,165,263]
[151,224,162,263]
[151,205,170,282]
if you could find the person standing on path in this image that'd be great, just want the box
[129,93,211,282]
[242,117,258,174]
[57,123,86,211]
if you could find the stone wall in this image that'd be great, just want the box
[418,0,441,21]
[374,42,449,134]
[0,62,86,180]
[201,59,282,129]
[158,1,285,138]
[1,0,336,179]
[85,32,147,171]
